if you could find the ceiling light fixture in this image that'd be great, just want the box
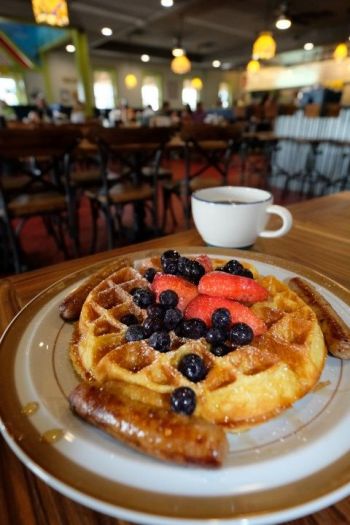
[252,32,276,60]
[246,59,260,73]
[172,46,184,57]
[161,0,173,7]
[333,42,348,61]
[191,77,203,90]
[32,0,69,27]
[65,44,76,53]
[304,42,314,51]
[141,54,150,62]
[171,54,191,74]
[125,74,138,88]
[275,2,291,30]
[101,27,113,36]
[212,59,221,68]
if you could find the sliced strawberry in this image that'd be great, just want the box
[184,294,266,336]
[194,254,213,273]
[198,271,268,303]
[151,274,198,312]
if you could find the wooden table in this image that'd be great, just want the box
[1,191,350,525]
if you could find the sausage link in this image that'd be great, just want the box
[69,382,228,467]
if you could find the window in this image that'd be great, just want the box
[182,79,199,110]
[93,70,116,110]
[0,75,22,105]
[141,76,161,111]
[218,82,231,109]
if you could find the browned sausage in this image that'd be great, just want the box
[69,382,228,467]
[289,276,350,359]
[59,257,131,321]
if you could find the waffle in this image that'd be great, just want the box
[69,255,326,432]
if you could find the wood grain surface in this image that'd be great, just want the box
[1,191,350,525]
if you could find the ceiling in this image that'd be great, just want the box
[0,0,350,69]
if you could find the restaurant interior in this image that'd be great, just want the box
[0,0,349,275]
[1,3,350,525]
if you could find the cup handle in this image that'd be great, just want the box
[259,205,293,238]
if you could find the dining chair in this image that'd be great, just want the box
[85,126,174,251]
[162,123,243,229]
[0,127,82,273]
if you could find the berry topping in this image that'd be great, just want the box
[177,257,205,284]
[146,304,165,319]
[159,289,179,308]
[223,259,244,275]
[170,386,196,415]
[184,294,267,335]
[178,353,207,382]
[148,331,171,352]
[210,344,231,357]
[212,308,232,330]
[195,254,213,273]
[132,288,155,308]
[143,316,163,337]
[151,274,198,312]
[161,250,180,275]
[163,307,183,330]
[177,318,207,339]
[143,267,157,283]
[125,324,146,342]
[230,322,254,346]
[240,268,254,279]
[120,313,139,326]
[205,327,227,345]
[198,271,268,303]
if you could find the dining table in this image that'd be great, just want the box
[0,190,350,525]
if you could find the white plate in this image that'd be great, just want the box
[1,247,350,525]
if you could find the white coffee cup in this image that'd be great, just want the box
[191,186,293,248]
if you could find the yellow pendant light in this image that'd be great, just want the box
[32,0,69,26]
[333,43,348,61]
[252,31,276,60]
[246,59,261,73]
[191,77,203,90]
[171,54,191,75]
[124,74,137,89]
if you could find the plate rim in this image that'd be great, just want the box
[1,246,350,524]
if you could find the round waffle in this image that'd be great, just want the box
[69,254,326,431]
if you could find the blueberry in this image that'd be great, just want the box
[164,307,183,330]
[188,260,205,285]
[162,257,179,275]
[170,386,196,415]
[205,327,227,345]
[125,324,146,342]
[210,343,231,357]
[161,250,180,264]
[143,267,157,283]
[132,288,155,308]
[143,316,163,337]
[178,353,207,382]
[159,289,179,308]
[177,257,204,284]
[230,322,254,346]
[212,308,231,330]
[147,304,165,319]
[177,318,207,339]
[120,313,139,326]
[224,259,244,275]
[148,331,171,352]
[161,250,180,275]
[240,268,254,279]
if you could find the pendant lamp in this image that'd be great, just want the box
[252,32,276,60]
[333,43,348,61]
[246,59,261,73]
[171,54,191,75]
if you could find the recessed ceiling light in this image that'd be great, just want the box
[212,59,221,68]
[65,44,76,53]
[101,27,113,36]
[304,42,314,51]
[141,54,150,62]
[161,0,173,7]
